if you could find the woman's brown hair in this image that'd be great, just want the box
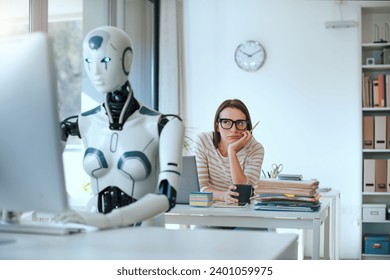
[212,99,252,148]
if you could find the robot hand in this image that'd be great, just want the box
[55,193,170,229]
[60,115,80,142]
[54,209,112,229]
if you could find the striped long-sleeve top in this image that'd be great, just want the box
[194,131,264,192]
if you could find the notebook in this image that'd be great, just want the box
[176,156,200,204]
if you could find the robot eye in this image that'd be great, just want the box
[85,58,93,64]
[101,57,111,63]
[101,57,111,70]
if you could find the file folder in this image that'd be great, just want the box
[374,116,387,149]
[363,115,374,149]
[364,159,375,192]
[375,159,387,192]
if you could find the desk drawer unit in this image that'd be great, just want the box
[364,234,390,255]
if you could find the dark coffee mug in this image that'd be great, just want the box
[233,184,253,204]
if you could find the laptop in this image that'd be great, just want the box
[176,156,200,204]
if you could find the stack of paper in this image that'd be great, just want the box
[189,192,213,207]
[253,179,321,212]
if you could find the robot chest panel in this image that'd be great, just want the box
[82,118,159,181]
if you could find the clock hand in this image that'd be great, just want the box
[239,49,251,56]
[250,49,262,56]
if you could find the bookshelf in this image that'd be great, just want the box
[361,6,390,260]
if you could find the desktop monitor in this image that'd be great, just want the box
[0,32,69,217]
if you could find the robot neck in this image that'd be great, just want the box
[104,81,140,130]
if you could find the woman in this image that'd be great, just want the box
[195,99,264,204]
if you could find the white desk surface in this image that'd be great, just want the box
[0,227,298,260]
[165,201,330,260]
[166,201,329,228]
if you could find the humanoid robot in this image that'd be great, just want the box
[58,26,184,229]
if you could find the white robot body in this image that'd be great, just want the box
[79,103,163,212]
[57,25,184,228]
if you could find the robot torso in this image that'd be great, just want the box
[78,104,162,211]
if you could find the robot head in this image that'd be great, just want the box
[83,26,133,93]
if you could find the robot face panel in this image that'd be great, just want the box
[83,26,133,93]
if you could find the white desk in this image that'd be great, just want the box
[165,201,330,260]
[0,227,298,260]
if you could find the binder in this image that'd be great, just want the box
[374,116,387,149]
[375,159,387,192]
[387,159,390,192]
[387,116,390,149]
[363,115,374,149]
[364,159,375,192]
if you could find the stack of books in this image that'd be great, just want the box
[253,179,321,212]
[189,192,213,207]
[362,73,390,108]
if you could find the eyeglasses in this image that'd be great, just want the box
[218,118,248,130]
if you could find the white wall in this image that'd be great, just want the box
[180,0,385,259]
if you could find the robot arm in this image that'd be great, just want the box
[60,115,81,142]
[156,114,185,211]
[57,193,169,228]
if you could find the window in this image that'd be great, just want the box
[0,0,83,125]
[48,0,83,121]
[0,0,29,39]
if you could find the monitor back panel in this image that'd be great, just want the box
[0,33,68,214]
[176,156,200,204]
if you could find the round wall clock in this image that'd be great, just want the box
[234,40,266,71]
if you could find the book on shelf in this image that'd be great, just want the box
[373,80,379,107]
[362,74,390,108]
[362,74,371,107]
[387,74,390,108]
[379,74,386,107]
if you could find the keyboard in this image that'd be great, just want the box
[0,221,97,235]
